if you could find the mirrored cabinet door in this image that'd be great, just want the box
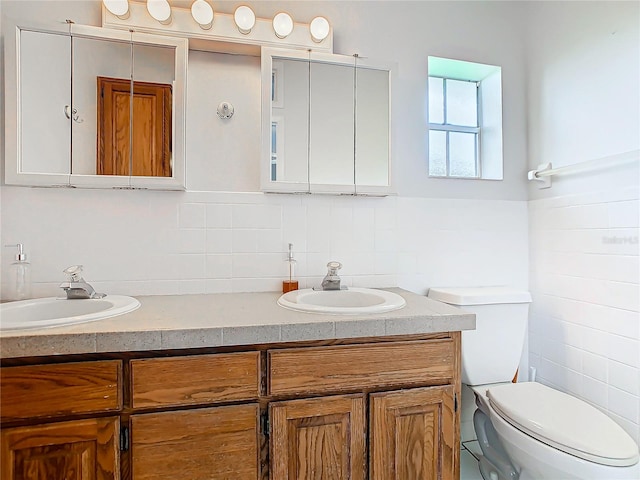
[72,35,132,176]
[20,30,71,175]
[271,57,310,187]
[129,43,176,178]
[355,65,390,189]
[309,59,355,192]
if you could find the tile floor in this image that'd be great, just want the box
[461,440,484,480]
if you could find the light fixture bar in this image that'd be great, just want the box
[102,2,333,53]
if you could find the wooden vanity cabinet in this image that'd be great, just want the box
[1,332,460,480]
[267,338,459,480]
[0,360,122,480]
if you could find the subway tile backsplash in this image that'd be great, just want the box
[1,187,528,300]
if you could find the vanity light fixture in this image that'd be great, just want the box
[103,0,130,19]
[272,12,293,39]
[147,0,172,25]
[190,0,214,30]
[310,16,330,43]
[234,5,256,35]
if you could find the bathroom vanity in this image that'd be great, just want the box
[0,289,474,480]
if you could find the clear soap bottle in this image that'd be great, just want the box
[282,243,298,293]
[5,243,32,301]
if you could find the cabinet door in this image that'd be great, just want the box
[1,417,120,480]
[131,404,259,480]
[370,386,456,480]
[270,394,366,480]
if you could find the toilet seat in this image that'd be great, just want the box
[487,382,640,467]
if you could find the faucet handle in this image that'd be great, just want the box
[326,261,342,274]
[63,265,84,282]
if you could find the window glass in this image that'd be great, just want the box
[446,79,477,127]
[428,77,444,124]
[449,132,477,177]
[428,130,447,176]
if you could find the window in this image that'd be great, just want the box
[428,77,479,177]
[428,57,503,180]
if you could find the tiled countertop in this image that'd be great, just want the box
[0,288,475,359]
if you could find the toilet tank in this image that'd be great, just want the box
[427,287,532,386]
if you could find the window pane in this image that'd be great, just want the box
[428,77,444,124]
[446,79,477,127]
[428,130,447,176]
[449,132,477,177]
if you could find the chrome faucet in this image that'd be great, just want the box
[59,265,105,299]
[321,261,343,291]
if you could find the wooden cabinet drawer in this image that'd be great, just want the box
[131,404,260,480]
[1,360,122,421]
[131,351,260,409]
[269,339,455,396]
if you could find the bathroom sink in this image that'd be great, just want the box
[277,288,406,315]
[0,295,140,332]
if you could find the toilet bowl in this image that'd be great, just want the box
[427,286,640,480]
[473,382,640,480]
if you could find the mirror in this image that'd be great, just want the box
[6,23,187,189]
[261,48,393,195]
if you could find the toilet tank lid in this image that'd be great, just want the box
[488,382,640,467]
[427,287,531,306]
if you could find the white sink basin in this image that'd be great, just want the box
[278,288,406,315]
[0,296,140,332]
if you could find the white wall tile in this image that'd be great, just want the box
[206,204,233,228]
[206,255,233,279]
[206,229,233,254]
[179,203,206,229]
[608,361,640,396]
[609,200,640,228]
[608,386,640,424]
[233,204,281,229]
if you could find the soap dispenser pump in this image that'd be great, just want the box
[5,243,32,301]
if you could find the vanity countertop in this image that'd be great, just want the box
[0,288,474,359]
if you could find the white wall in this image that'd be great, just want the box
[526,1,640,444]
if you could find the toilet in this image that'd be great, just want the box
[427,286,640,480]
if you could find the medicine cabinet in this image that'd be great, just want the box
[4,23,187,189]
[261,48,393,195]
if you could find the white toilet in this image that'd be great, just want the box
[428,286,640,480]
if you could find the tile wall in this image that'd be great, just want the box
[529,184,640,444]
[0,186,529,301]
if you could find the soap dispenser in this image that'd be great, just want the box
[5,243,32,301]
[283,243,298,293]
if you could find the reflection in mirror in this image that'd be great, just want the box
[20,30,70,174]
[309,60,355,186]
[72,35,131,175]
[130,43,175,177]
[270,58,309,184]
